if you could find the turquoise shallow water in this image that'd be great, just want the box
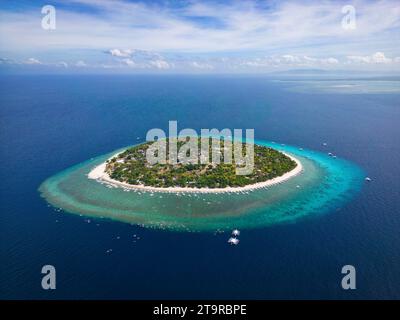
[39,140,364,232]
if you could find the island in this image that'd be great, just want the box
[40,139,364,231]
[88,138,303,193]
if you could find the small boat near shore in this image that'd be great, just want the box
[228,237,239,245]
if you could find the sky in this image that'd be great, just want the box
[0,0,399,73]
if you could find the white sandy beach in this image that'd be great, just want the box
[88,152,303,194]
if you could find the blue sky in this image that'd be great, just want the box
[0,0,399,73]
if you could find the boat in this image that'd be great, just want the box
[232,229,240,236]
[228,237,239,245]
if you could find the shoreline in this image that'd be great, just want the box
[88,152,303,194]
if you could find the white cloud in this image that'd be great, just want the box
[149,59,170,69]
[0,0,399,73]
[240,55,340,69]
[281,55,302,63]
[75,60,87,67]
[109,49,132,57]
[107,49,171,69]
[190,61,214,70]
[347,52,392,64]
[3,51,399,72]
[25,57,41,65]
[0,0,399,56]
[325,57,339,64]
[122,58,136,67]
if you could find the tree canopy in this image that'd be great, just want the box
[105,138,296,188]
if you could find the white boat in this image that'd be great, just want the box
[232,229,240,236]
[365,177,372,182]
[228,237,239,245]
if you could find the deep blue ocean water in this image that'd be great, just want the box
[0,75,399,299]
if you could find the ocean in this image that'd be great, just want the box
[0,74,399,299]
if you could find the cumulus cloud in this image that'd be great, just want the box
[2,50,399,72]
[109,49,132,58]
[240,55,340,68]
[325,57,339,64]
[75,60,87,67]
[149,59,170,69]
[25,57,41,65]
[107,48,172,69]
[190,61,214,70]
[347,52,392,64]
[122,58,136,67]
[281,55,302,63]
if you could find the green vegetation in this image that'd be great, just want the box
[105,138,296,188]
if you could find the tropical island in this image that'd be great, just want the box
[41,138,364,231]
[88,138,302,193]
